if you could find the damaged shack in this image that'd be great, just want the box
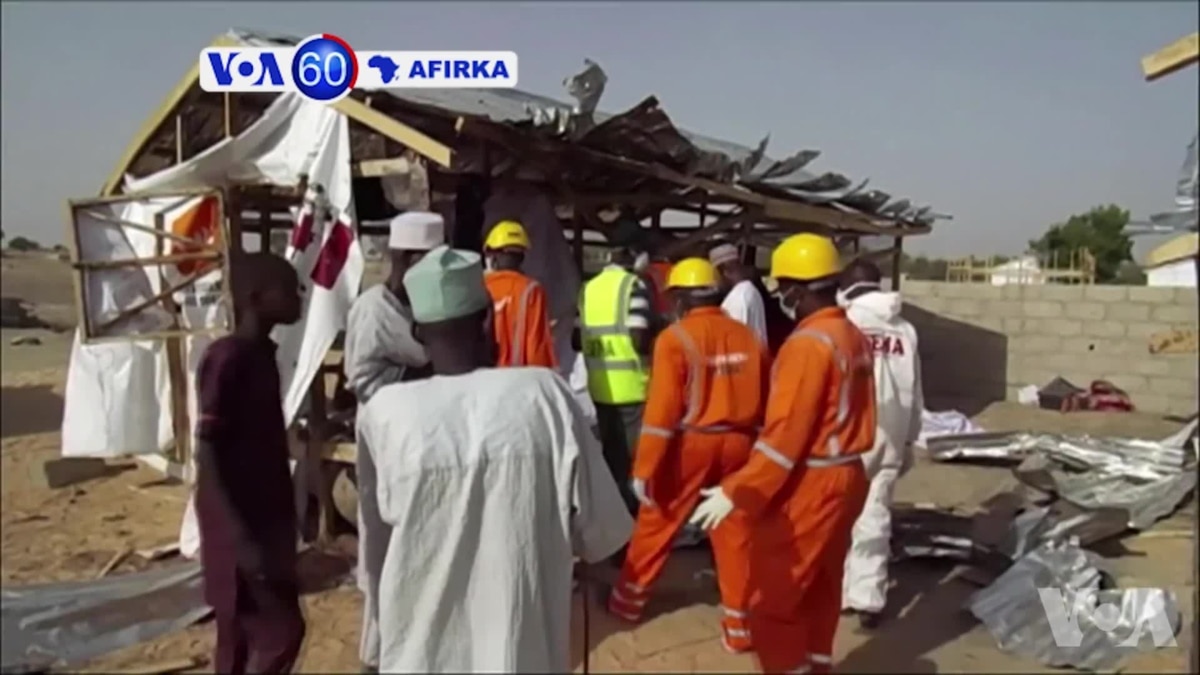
[58,27,945,548]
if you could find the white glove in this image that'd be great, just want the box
[689,487,734,531]
[631,478,656,509]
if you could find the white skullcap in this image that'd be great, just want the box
[709,243,739,266]
[388,211,444,251]
[402,245,490,324]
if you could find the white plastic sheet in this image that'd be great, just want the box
[62,93,363,460]
[61,94,364,555]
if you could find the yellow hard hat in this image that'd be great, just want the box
[668,258,719,289]
[770,233,842,282]
[484,220,530,250]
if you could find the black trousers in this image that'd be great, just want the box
[594,402,645,516]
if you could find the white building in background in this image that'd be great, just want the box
[989,255,1046,286]
[1143,233,1198,288]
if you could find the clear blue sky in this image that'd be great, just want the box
[1,1,1196,258]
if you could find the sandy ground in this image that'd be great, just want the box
[1,254,1195,673]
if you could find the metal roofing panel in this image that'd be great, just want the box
[226,28,945,226]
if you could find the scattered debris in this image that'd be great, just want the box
[896,419,1196,671]
[95,548,132,579]
[968,540,1182,671]
[1,563,210,673]
[114,655,206,674]
[0,297,48,330]
[41,458,121,490]
[134,542,181,562]
[9,335,41,347]
[927,430,1196,530]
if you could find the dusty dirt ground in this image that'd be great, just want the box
[1,254,1195,673]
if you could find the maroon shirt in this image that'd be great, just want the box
[195,335,297,609]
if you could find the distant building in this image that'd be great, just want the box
[988,256,1046,286]
[1143,233,1198,288]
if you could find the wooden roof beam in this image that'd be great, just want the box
[1142,32,1199,82]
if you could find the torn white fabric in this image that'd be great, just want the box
[62,93,363,560]
[917,409,984,447]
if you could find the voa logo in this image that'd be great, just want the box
[199,48,289,93]
[1038,587,1179,649]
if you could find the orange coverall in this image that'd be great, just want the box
[608,306,769,652]
[484,269,558,369]
[720,306,877,674]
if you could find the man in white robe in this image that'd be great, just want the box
[342,211,442,671]
[709,243,768,344]
[356,245,633,672]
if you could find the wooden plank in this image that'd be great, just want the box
[352,157,412,178]
[73,251,221,271]
[332,96,453,169]
[1142,32,1200,81]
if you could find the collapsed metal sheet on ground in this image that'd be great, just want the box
[926,431,1196,530]
[1014,454,1197,530]
[890,500,1127,571]
[968,541,1182,671]
[1,562,210,673]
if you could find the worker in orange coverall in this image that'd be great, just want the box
[690,233,877,674]
[607,257,769,654]
[482,220,558,369]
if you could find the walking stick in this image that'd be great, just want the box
[581,573,591,675]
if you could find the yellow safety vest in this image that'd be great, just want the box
[580,267,649,405]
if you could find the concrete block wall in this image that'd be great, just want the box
[899,281,1199,417]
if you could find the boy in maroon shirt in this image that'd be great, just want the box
[195,252,306,674]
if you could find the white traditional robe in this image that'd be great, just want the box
[356,367,632,672]
[342,283,428,667]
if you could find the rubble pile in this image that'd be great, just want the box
[895,419,1197,670]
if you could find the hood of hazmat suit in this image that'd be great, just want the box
[841,289,924,477]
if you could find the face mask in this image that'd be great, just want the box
[776,288,798,320]
[836,281,881,308]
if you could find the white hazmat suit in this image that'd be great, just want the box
[840,285,924,615]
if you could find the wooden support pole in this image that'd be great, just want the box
[891,236,904,291]
[174,113,184,164]
[572,211,585,272]
[223,92,233,138]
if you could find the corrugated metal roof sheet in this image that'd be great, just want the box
[226,28,946,228]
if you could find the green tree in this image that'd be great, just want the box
[6,236,40,252]
[1028,204,1133,283]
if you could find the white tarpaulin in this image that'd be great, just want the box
[60,93,364,556]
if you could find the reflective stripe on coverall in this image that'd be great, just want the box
[485,270,558,369]
[608,306,768,652]
[719,307,877,674]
